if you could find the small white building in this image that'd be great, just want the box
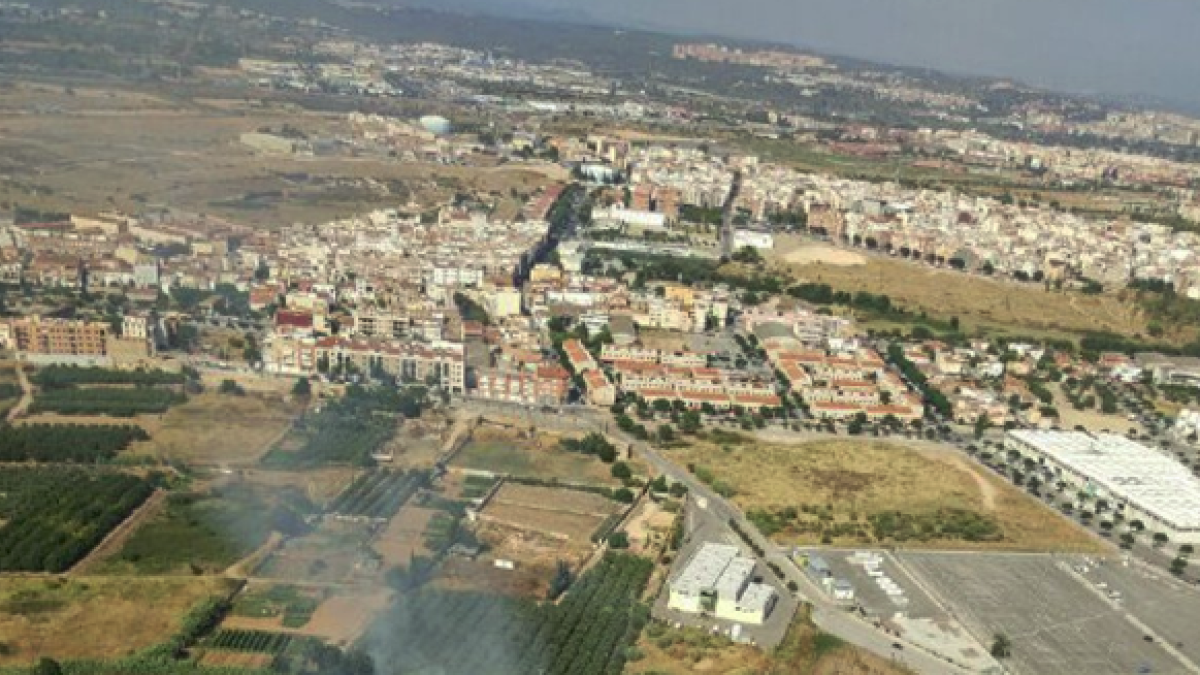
[732,228,774,250]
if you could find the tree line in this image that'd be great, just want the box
[0,423,147,463]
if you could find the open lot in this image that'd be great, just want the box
[127,392,297,465]
[769,234,1148,341]
[372,504,438,567]
[480,483,619,543]
[666,437,1102,552]
[0,85,553,228]
[899,552,1185,675]
[452,423,619,485]
[379,416,449,469]
[255,521,378,584]
[0,576,236,667]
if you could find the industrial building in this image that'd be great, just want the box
[1006,430,1200,544]
[668,543,778,625]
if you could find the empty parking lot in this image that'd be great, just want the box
[899,552,1184,675]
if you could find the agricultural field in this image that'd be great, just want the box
[770,235,1148,341]
[325,468,426,521]
[452,424,621,485]
[480,483,621,543]
[261,386,420,468]
[380,416,450,468]
[372,505,438,568]
[127,392,297,465]
[29,365,185,388]
[205,629,295,654]
[0,423,147,463]
[0,466,156,572]
[230,585,323,629]
[93,484,309,575]
[666,437,1102,552]
[362,553,654,675]
[0,576,238,667]
[29,386,184,416]
[255,522,378,584]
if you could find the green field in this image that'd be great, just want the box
[232,585,322,629]
[94,487,310,575]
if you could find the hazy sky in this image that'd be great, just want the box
[515,0,1200,109]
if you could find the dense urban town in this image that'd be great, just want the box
[4,2,1200,675]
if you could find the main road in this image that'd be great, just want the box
[457,399,975,674]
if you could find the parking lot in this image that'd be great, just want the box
[1080,559,1200,666]
[796,548,943,621]
[899,552,1184,675]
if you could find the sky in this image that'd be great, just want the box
[492,0,1200,110]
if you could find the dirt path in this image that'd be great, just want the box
[69,488,167,575]
[6,365,32,421]
[935,453,997,510]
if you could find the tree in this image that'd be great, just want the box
[292,376,312,399]
[1181,544,1195,556]
[608,531,630,549]
[613,488,635,504]
[657,424,676,444]
[1153,532,1170,547]
[611,461,632,480]
[679,410,702,434]
[1170,557,1189,576]
[32,658,63,675]
[990,633,1012,659]
[218,379,243,396]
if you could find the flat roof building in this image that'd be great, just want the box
[1007,430,1200,544]
[668,542,777,625]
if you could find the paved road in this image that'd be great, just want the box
[456,399,975,672]
[620,429,975,674]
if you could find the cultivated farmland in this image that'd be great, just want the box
[452,423,623,485]
[0,423,147,462]
[0,467,155,572]
[362,553,654,675]
[325,468,426,521]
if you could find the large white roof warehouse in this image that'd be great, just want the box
[1007,430,1200,542]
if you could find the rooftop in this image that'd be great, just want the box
[672,542,740,597]
[1009,430,1200,530]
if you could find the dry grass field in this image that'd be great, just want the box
[0,81,553,228]
[0,576,237,667]
[769,235,1147,340]
[452,425,621,485]
[631,614,912,675]
[665,437,1102,553]
[372,505,438,568]
[126,392,297,465]
[480,484,619,543]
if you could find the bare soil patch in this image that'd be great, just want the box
[372,505,437,567]
[127,392,296,465]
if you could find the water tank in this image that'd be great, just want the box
[419,115,451,135]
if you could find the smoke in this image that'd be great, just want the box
[358,584,539,675]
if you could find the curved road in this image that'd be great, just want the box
[459,399,974,674]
